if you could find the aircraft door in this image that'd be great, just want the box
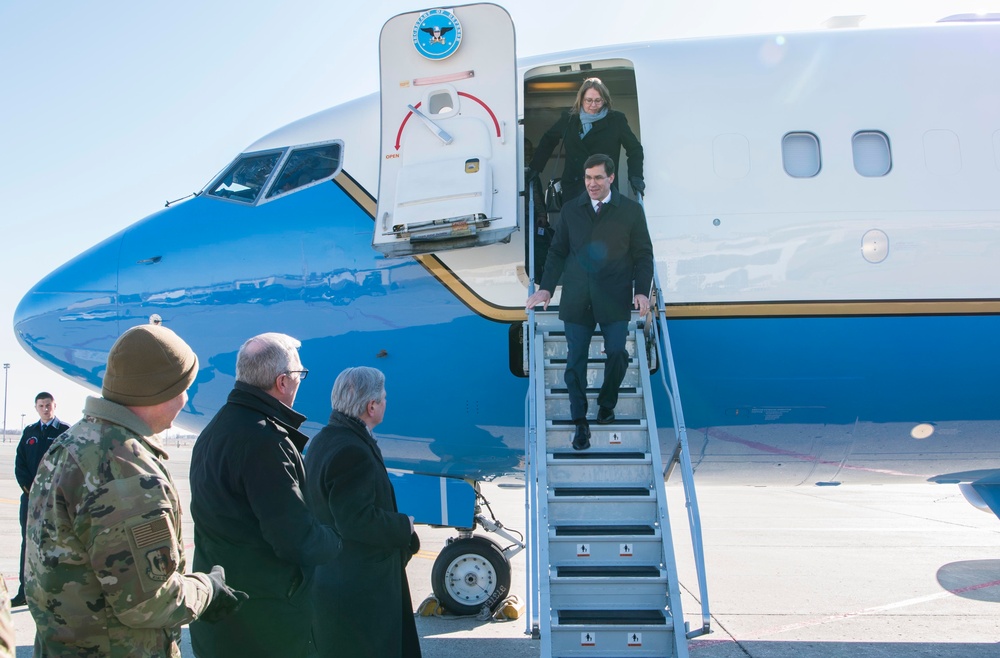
[374,4,517,258]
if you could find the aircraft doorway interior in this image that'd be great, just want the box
[522,60,641,285]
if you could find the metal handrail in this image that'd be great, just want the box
[638,193,712,639]
[524,180,541,638]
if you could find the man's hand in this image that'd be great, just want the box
[629,176,646,196]
[634,293,650,316]
[201,566,249,623]
[526,289,552,311]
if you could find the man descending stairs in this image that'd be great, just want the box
[526,311,689,658]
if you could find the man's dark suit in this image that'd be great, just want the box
[538,188,654,421]
[15,418,69,601]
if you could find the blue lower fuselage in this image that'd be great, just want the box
[15,175,1000,491]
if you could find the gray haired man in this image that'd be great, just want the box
[189,333,341,658]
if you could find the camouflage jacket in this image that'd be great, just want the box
[0,578,14,658]
[27,396,213,658]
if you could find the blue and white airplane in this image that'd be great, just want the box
[13,4,1000,612]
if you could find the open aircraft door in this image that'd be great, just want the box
[373,4,518,258]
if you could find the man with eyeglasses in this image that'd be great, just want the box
[527,154,653,451]
[189,333,341,657]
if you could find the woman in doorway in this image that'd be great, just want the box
[528,77,645,203]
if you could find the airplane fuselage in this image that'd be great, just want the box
[14,20,1000,504]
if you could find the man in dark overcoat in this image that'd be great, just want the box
[303,366,422,658]
[189,332,342,657]
[526,153,654,450]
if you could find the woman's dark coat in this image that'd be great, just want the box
[303,410,422,658]
[529,109,644,201]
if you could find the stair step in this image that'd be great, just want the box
[547,385,639,395]
[550,610,674,657]
[544,367,641,388]
[541,336,638,359]
[549,534,664,564]
[555,524,656,536]
[550,451,646,460]
[545,409,646,427]
[549,569,668,609]
[547,495,658,526]
[547,425,650,451]
[545,395,644,420]
[557,565,661,578]
[548,418,647,429]
[558,609,666,625]
[550,524,662,564]
[546,455,653,489]
[553,487,650,497]
[550,626,673,658]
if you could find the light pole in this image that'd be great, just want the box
[2,363,8,444]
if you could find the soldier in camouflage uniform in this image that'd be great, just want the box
[26,324,248,658]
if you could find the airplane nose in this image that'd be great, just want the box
[14,232,123,390]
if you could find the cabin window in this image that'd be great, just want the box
[781,132,821,178]
[713,134,750,179]
[923,130,962,175]
[852,131,892,177]
[265,142,343,199]
[207,151,282,203]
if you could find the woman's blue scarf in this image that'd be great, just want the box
[579,107,608,137]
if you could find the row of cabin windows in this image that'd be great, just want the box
[783,131,892,178]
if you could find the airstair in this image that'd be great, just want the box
[524,199,710,658]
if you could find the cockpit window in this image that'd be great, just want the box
[207,151,282,203]
[265,142,343,199]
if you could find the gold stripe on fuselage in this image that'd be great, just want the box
[334,173,1000,322]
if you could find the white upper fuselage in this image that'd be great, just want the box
[239,21,1000,318]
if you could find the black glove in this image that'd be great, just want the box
[201,565,249,623]
[629,176,646,196]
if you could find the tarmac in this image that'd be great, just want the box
[1,440,998,657]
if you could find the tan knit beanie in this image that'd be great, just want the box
[102,324,199,406]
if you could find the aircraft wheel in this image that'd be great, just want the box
[431,536,511,615]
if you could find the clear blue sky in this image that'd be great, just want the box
[1,0,995,434]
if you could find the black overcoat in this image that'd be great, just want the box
[303,410,421,658]
[189,382,342,658]
[539,188,654,325]
[529,109,644,200]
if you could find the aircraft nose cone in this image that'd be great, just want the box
[14,233,122,390]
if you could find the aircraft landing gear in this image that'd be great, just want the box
[430,487,524,615]
[432,535,510,615]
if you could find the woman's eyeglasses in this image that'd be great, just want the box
[583,98,604,105]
